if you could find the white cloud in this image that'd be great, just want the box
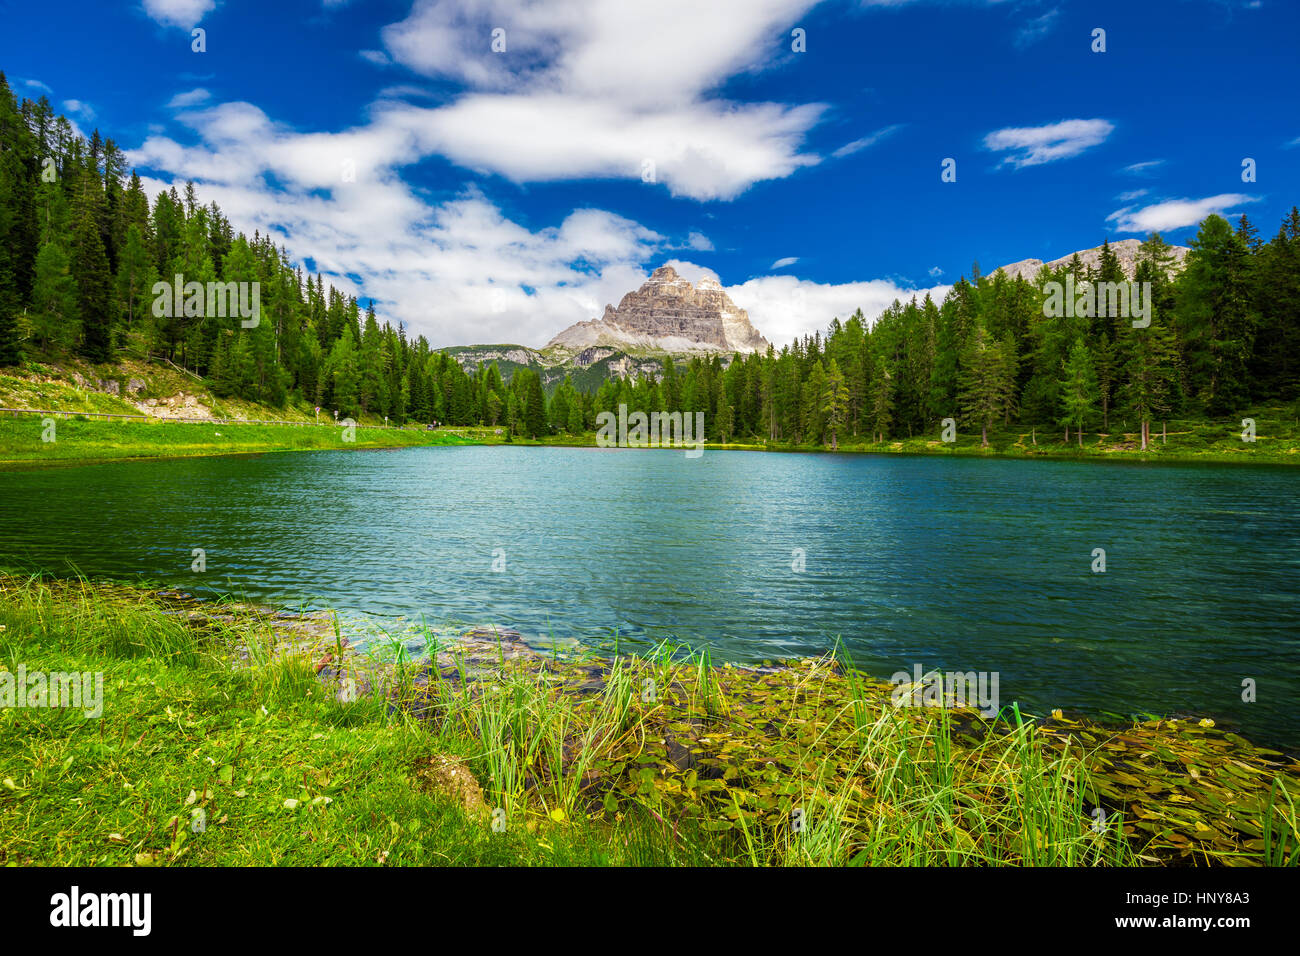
[928,265,943,278]
[771,257,799,269]
[20,78,54,97]
[372,0,826,200]
[62,99,95,121]
[118,1,956,350]
[727,274,950,345]
[382,0,816,102]
[360,50,391,67]
[1122,159,1165,176]
[142,0,216,29]
[983,118,1114,168]
[382,94,822,201]
[1284,135,1300,149]
[128,90,952,349]
[1014,7,1059,47]
[831,123,903,159]
[1106,194,1259,233]
[128,99,692,347]
[1116,188,1149,201]
[167,88,211,108]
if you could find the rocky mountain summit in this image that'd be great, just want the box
[546,266,770,355]
[991,238,1189,282]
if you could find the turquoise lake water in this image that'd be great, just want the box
[1,445,1296,747]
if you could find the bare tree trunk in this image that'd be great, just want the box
[1077,428,1082,447]
[1140,419,1147,451]
[1032,428,1036,445]
[1162,421,1166,444]
[981,424,988,447]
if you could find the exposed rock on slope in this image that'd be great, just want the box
[545,266,770,355]
[991,238,1190,282]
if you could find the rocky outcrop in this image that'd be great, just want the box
[546,266,770,355]
[991,238,1190,282]
[137,392,218,420]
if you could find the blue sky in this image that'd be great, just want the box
[2,0,1297,348]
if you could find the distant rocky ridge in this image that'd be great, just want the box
[444,343,665,393]
[545,266,770,356]
[990,238,1190,282]
[448,242,1194,387]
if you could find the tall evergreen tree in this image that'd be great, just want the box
[71,199,113,361]
[1058,339,1099,446]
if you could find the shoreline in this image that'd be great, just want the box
[498,434,1300,469]
[3,573,1297,866]
[3,408,1298,468]
[0,415,479,470]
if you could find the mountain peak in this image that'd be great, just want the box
[546,267,769,356]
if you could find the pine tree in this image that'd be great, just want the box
[567,393,584,433]
[326,325,361,418]
[30,239,79,351]
[72,198,113,362]
[1058,338,1098,446]
[114,223,155,344]
[524,370,546,438]
[1176,215,1257,415]
[0,72,37,365]
[868,353,893,443]
[1248,208,1300,400]
[1123,253,1178,450]
[715,389,734,444]
[958,323,1014,446]
[820,358,848,449]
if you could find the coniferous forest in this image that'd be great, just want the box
[2,74,1297,447]
[6,0,1300,886]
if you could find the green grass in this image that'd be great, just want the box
[0,357,482,467]
[3,576,1296,866]
[0,416,477,466]
[0,577,718,865]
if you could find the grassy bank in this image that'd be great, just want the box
[0,416,478,467]
[2,575,1296,866]
[1,358,325,423]
[458,404,1300,465]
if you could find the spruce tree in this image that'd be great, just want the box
[30,239,79,351]
[72,199,113,362]
[820,358,848,449]
[958,323,1015,446]
[1176,215,1257,415]
[1058,339,1098,446]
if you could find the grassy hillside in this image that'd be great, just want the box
[3,357,327,423]
[0,358,477,466]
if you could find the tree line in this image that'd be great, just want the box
[1,74,1296,446]
[582,210,1298,451]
